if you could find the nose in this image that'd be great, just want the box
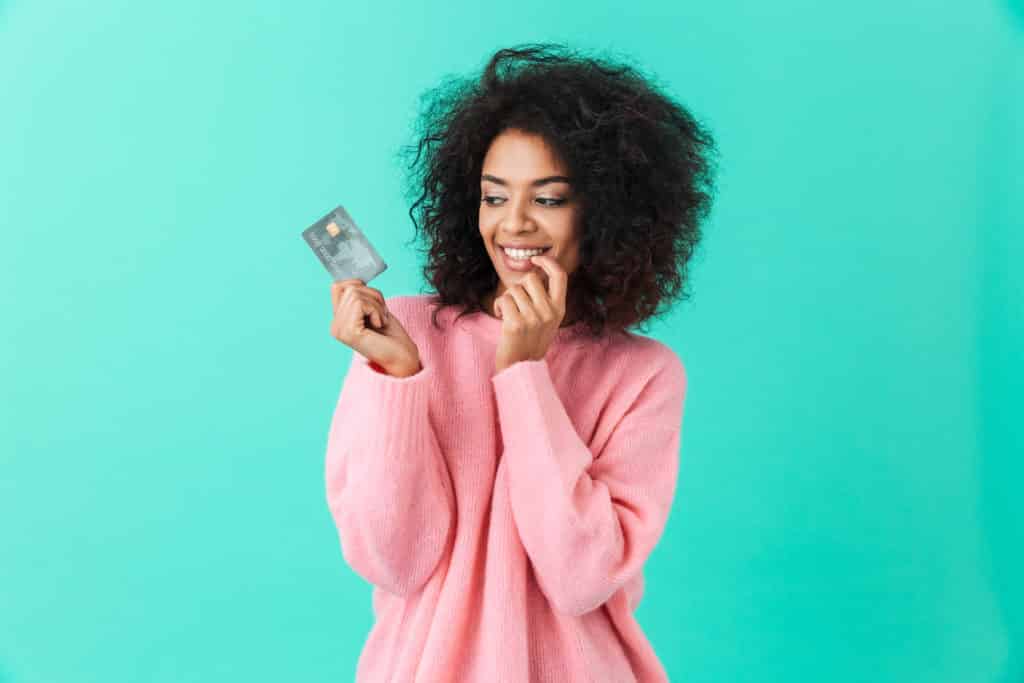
[500,195,538,234]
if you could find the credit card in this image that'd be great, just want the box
[301,205,388,283]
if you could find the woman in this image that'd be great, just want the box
[325,43,717,682]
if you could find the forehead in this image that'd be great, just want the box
[481,129,567,179]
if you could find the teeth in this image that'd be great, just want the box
[503,246,548,259]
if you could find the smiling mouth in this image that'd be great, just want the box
[499,245,552,254]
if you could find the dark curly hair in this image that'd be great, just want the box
[395,42,719,340]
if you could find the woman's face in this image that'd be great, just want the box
[478,128,582,309]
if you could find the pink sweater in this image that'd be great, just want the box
[324,293,687,682]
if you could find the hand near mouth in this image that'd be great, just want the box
[493,253,568,373]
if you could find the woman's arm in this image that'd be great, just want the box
[491,348,686,617]
[324,352,455,598]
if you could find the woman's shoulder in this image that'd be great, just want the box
[609,331,686,384]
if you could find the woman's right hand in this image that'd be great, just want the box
[329,279,422,377]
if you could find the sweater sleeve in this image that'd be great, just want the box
[491,351,686,617]
[324,351,455,598]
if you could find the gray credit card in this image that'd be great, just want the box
[301,205,388,283]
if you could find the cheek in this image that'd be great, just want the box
[561,241,582,270]
[478,215,495,243]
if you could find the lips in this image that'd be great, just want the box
[499,245,550,272]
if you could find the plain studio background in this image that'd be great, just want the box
[1,1,1022,682]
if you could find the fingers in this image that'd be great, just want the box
[332,278,385,309]
[330,279,389,336]
[504,286,539,326]
[528,254,567,313]
[344,296,387,334]
[517,274,556,323]
[495,296,512,323]
[351,295,381,329]
[330,279,361,312]
[359,296,389,330]
[331,279,387,317]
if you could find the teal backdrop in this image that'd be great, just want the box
[2,1,1021,681]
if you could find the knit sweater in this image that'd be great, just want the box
[324,293,687,682]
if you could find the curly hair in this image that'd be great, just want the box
[395,42,719,340]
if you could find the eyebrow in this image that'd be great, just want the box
[480,174,572,187]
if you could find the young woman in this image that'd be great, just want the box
[325,43,717,682]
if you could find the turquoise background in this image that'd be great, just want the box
[2,1,1021,681]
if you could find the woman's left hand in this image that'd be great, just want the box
[493,253,568,373]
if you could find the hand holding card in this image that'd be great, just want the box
[304,205,418,375]
[329,279,422,378]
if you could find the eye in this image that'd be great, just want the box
[481,196,566,207]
